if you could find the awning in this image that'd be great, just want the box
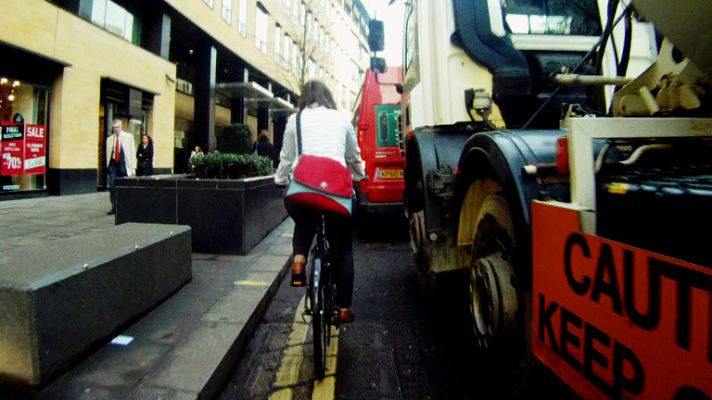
[215,81,273,100]
[260,96,297,113]
[216,81,296,112]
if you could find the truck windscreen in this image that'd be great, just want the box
[502,0,601,36]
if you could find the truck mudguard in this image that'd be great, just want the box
[405,126,472,234]
[455,129,569,287]
[458,129,567,225]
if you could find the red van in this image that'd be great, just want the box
[352,66,404,215]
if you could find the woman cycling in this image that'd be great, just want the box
[274,80,366,324]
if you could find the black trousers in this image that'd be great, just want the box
[285,200,354,308]
[107,161,127,211]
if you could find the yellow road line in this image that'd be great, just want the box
[269,388,292,400]
[311,326,339,400]
[234,280,270,286]
[270,294,309,399]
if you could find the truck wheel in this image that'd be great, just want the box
[409,209,436,290]
[469,194,527,393]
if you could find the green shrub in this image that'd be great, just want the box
[216,124,253,154]
[190,151,273,179]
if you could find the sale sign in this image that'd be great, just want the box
[0,123,47,176]
[24,124,46,175]
[1,123,24,176]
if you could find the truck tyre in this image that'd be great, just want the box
[410,209,436,290]
[405,150,436,290]
[468,192,528,395]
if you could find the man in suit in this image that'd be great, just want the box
[106,119,136,215]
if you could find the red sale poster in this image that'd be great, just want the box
[1,123,24,176]
[24,124,46,175]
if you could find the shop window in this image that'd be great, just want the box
[0,77,49,193]
[89,0,139,44]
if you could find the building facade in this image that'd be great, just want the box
[0,0,369,198]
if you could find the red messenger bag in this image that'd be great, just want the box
[284,112,353,216]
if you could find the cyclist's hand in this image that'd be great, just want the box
[275,180,289,194]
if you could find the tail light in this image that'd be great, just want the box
[556,136,569,175]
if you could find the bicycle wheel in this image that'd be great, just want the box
[311,256,327,378]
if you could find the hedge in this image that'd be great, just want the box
[190,152,273,179]
[216,123,253,154]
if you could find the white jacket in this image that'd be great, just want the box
[275,105,366,185]
[106,130,137,176]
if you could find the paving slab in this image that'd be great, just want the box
[0,193,294,399]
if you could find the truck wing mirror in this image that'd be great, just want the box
[370,57,387,73]
[368,20,384,52]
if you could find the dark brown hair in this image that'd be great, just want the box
[298,80,336,110]
[141,133,153,144]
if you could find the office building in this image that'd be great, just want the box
[0,0,370,197]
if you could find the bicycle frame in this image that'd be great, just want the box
[305,214,338,378]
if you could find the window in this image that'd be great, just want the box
[307,58,316,80]
[89,0,138,43]
[503,0,601,36]
[238,0,247,36]
[255,5,269,54]
[404,3,415,72]
[203,0,214,7]
[222,0,232,22]
[292,0,300,20]
[283,34,291,69]
[359,45,368,63]
[292,42,299,75]
[274,25,282,64]
[307,13,314,39]
[315,24,321,47]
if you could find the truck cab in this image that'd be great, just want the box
[352,66,405,215]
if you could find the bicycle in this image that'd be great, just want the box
[303,213,339,379]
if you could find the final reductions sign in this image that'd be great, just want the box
[1,123,46,176]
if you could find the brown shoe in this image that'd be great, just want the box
[338,308,354,323]
[290,261,306,287]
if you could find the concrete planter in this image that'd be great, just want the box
[116,174,287,254]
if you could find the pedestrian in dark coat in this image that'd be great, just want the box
[252,129,275,163]
[136,134,154,176]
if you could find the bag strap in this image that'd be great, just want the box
[296,112,303,156]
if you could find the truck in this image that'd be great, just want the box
[368,0,712,397]
[352,66,405,216]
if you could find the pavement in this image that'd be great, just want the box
[0,192,294,400]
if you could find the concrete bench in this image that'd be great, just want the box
[0,223,192,387]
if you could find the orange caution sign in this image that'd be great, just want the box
[532,201,712,400]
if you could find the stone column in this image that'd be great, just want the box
[194,44,216,151]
